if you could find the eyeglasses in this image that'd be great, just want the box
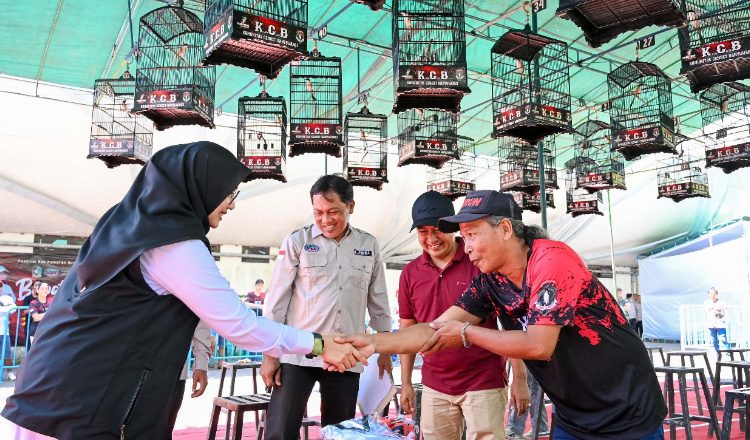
[228,189,240,204]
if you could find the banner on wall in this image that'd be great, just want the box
[1,250,76,343]
[1,251,76,303]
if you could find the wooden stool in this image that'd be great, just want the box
[645,345,666,366]
[207,393,271,440]
[717,351,750,390]
[713,361,750,412]
[720,387,750,440]
[218,361,262,396]
[718,348,750,361]
[656,366,720,440]
[666,350,714,414]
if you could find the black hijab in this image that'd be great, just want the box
[75,141,250,290]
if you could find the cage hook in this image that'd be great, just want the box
[522,1,531,24]
[311,39,320,57]
[259,75,268,97]
[635,45,640,61]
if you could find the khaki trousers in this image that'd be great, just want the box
[420,385,508,440]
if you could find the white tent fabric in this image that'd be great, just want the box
[3,75,750,267]
[639,220,750,340]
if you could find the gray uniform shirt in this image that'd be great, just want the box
[265,224,391,372]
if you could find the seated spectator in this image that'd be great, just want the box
[244,279,267,307]
[28,283,53,344]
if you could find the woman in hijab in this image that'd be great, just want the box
[2,141,365,440]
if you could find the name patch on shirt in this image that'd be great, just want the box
[354,249,372,256]
[304,244,320,253]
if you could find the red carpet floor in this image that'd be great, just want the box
[173,382,748,440]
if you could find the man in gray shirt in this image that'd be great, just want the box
[261,175,392,440]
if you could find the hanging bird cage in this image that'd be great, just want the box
[556,0,684,48]
[700,82,750,173]
[657,155,710,202]
[237,92,288,183]
[512,191,555,213]
[348,0,387,12]
[288,53,343,157]
[490,27,573,145]
[343,106,388,190]
[133,4,217,130]
[570,120,626,193]
[201,0,308,78]
[497,137,558,195]
[426,136,476,200]
[565,170,604,217]
[397,109,460,168]
[607,62,677,161]
[679,2,750,93]
[89,71,154,168]
[391,0,471,113]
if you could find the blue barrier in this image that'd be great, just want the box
[0,306,31,383]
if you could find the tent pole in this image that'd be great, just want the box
[606,189,618,294]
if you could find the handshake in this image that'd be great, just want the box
[260,321,464,387]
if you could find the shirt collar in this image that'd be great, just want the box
[311,223,352,240]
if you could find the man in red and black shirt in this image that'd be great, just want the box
[336,190,666,440]
[400,191,529,440]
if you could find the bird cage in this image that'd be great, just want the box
[497,137,558,195]
[657,155,710,202]
[426,136,476,200]
[571,120,626,193]
[565,170,603,217]
[201,0,308,78]
[88,71,154,168]
[512,191,555,213]
[237,92,288,183]
[556,0,685,48]
[679,2,750,93]
[348,0,386,11]
[288,53,343,157]
[133,4,217,130]
[608,62,677,161]
[490,27,573,145]
[392,0,471,113]
[397,109,460,168]
[343,106,388,190]
[700,82,750,173]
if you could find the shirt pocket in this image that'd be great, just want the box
[298,253,328,292]
[348,256,374,289]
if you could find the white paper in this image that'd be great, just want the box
[357,354,397,415]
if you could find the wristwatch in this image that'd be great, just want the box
[305,333,324,359]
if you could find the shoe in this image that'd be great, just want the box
[505,431,523,440]
[8,372,16,381]
[522,430,550,439]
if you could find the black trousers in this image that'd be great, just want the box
[265,363,360,440]
[165,379,186,440]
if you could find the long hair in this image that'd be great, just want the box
[485,215,549,240]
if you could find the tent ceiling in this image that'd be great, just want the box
[2,0,749,269]
[1,0,706,158]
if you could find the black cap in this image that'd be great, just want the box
[410,191,455,232]
[438,190,522,233]
[255,279,264,284]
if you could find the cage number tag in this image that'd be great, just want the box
[600,101,612,112]
[531,0,547,12]
[637,36,655,49]
[316,25,328,40]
